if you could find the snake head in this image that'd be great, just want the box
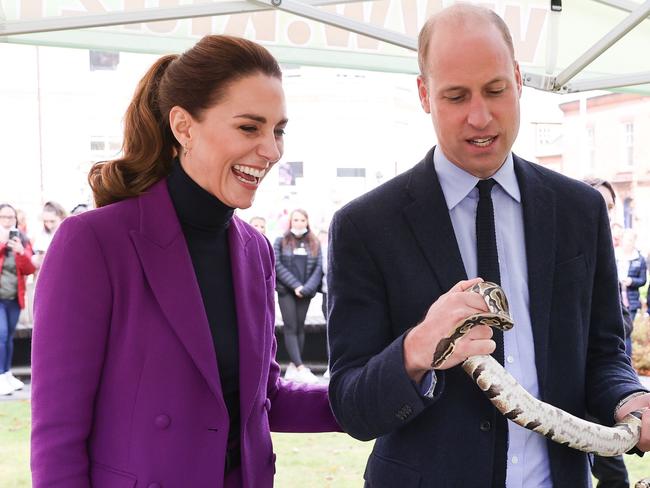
[468,281,514,331]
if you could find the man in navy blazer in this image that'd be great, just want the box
[327,4,650,487]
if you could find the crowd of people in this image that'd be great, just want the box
[0,200,88,396]
[3,4,649,487]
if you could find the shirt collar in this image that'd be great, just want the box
[433,147,521,210]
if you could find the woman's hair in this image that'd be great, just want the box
[0,203,17,221]
[282,208,320,256]
[583,177,616,204]
[0,203,30,248]
[89,35,282,208]
[43,201,67,220]
[41,201,67,234]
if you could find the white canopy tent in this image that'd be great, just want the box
[0,0,648,93]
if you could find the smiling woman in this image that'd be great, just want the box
[30,35,339,488]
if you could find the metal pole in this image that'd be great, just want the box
[554,0,650,88]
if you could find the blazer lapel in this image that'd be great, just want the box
[403,148,467,293]
[130,180,226,409]
[228,217,266,421]
[514,156,556,395]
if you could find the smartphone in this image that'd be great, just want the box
[8,228,19,241]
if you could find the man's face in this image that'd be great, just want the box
[417,20,522,178]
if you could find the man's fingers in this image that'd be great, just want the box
[449,278,483,293]
[465,324,494,340]
[638,408,650,452]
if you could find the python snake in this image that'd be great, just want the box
[432,282,648,487]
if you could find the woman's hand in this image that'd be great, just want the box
[7,236,25,255]
[294,286,304,298]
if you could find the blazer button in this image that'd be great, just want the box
[264,398,271,411]
[480,420,492,432]
[154,414,171,430]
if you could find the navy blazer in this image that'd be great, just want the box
[327,148,644,488]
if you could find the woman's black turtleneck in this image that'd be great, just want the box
[166,159,240,450]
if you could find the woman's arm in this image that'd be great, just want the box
[31,218,113,488]
[301,246,323,297]
[273,236,302,290]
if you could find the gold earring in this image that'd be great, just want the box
[183,142,189,157]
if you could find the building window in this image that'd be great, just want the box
[624,122,634,166]
[90,135,121,160]
[89,50,120,71]
[536,125,551,145]
[278,161,303,186]
[337,168,366,178]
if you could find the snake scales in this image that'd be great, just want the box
[431,282,648,487]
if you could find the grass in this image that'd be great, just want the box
[2,401,649,487]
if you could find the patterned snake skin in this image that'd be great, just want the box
[431,282,648,487]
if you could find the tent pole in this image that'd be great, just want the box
[554,0,650,88]
[252,0,417,51]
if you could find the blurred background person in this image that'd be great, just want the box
[32,201,67,269]
[70,203,90,216]
[616,228,646,336]
[611,222,623,249]
[0,203,35,396]
[249,216,266,235]
[15,208,29,236]
[274,209,322,384]
[317,227,330,380]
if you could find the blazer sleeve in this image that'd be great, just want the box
[31,217,113,488]
[273,236,302,291]
[585,200,647,425]
[300,246,323,297]
[262,238,340,432]
[326,210,442,441]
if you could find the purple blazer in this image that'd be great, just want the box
[31,180,339,488]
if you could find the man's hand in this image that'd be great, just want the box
[403,278,495,383]
[615,392,650,451]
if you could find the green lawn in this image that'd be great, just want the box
[3,401,649,487]
[0,401,372,487]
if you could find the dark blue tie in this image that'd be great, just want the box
[475,178,508,487]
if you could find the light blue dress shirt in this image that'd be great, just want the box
[434,149,553,488]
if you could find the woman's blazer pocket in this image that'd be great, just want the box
[90,462,137,488]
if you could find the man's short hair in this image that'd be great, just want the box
[417,4,515,76]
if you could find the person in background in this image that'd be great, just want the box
[616,228,646,334]
[32,201,67,270]
[16,208,29,236]
[611,222,623,248]
[274,208,322,384]
[249,216,266,235]
[317,227,330,380]
[31,35,338,488]
[583,177,632,488]
[70,203,90,216]
[0,203,35,396]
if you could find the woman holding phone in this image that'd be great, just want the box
[0,203,35,395]
[31,35,338,488]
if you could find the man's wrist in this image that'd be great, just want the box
[614,391,648,417]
